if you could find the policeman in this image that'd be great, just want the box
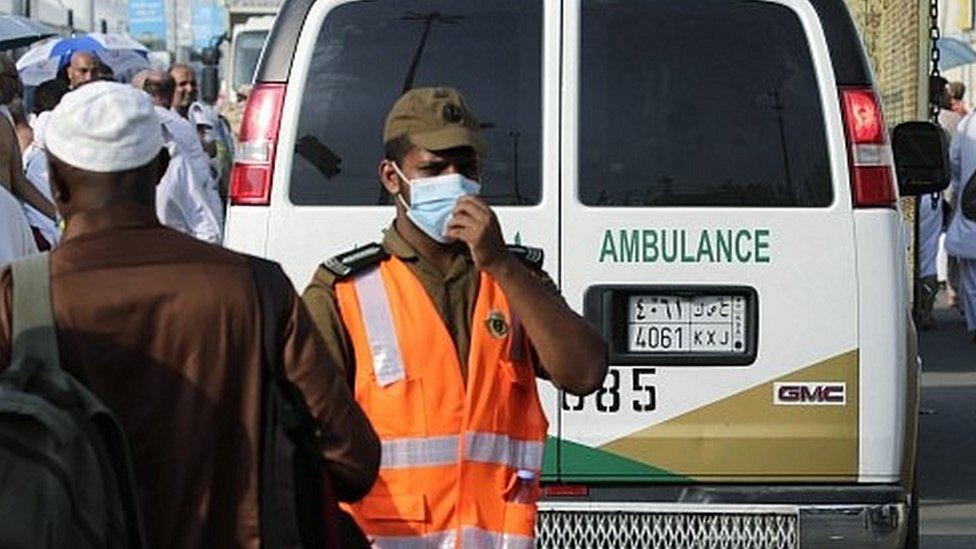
[302,87,608,546]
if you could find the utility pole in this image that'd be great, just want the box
[167,0,178,53]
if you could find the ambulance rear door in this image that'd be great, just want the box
[551,0,861,484]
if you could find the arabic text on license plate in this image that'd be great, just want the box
[627,294,747,354]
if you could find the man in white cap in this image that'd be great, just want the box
[0,81,379,547]
[132,69,224,243]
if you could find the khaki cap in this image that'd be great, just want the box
[383,87,486,154]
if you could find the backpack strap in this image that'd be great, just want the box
[9,252,62,386]
[9,252,147,547]
[250,256,333,548]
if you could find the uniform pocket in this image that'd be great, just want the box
[355,494,429,539]
[361,494,427,522]
[365,376,426,437]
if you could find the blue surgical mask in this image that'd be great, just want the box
[393,163,480,244]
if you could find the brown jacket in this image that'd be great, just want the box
[0,204,380,548]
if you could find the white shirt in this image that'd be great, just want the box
[918,193,942,278]
[21,143,59,247]
[946,113,976,259]
[156,130,223,244]
[156,107,220,202]
[0,185,38,267]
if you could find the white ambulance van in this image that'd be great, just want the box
[225,0,949,546]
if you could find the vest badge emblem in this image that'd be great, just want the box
[486,310,510,339]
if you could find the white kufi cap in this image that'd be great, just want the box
[46,81,164,173]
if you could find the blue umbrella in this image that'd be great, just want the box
[936,37,976,71]
[47,35,106,61]
[16,33,150,85]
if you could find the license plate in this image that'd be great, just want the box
[627,294,748,354]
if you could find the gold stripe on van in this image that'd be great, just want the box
[601,350,859,481]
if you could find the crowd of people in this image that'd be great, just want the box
[0,49,232,265]
[2,39,970,549]
[919,80,976,342]
[0,59,609,546]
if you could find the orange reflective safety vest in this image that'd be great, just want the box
[334,255,549,548]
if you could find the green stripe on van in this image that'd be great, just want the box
[542,437,689,482]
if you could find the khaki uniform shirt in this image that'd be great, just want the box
[0,204,379,549]
[303,227,559,384]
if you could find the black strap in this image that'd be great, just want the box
[250,257,329,549]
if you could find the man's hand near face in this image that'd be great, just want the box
[443,192,607,396]
[445,195,510,273]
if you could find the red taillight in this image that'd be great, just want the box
[840,88,896,208]
[542,484,589,497]
[230,83,286,206]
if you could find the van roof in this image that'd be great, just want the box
[255,0,873,87]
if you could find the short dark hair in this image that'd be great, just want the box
[144,74,176,104]
[948,81,967,101]
[384,135,413,164]
[33,79,69,114]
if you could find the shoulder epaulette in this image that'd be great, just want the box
[321,243,389,280]
[507,245,544,269]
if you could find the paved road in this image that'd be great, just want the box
[918,304,976,549]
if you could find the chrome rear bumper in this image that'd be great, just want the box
[537,484,909,548]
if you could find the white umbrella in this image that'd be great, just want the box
[936,37,976,71]
[0,15,57,51]
[16,33,150,85]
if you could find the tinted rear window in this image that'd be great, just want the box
[289,0,542,206]
[580,0,833,207]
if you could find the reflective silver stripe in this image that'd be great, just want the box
[373,531,457,549]
[353,267,405,387]
[381,435,460,469]
[461,527,534,549]
[464,432,544,471]
[374,529,531,549]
